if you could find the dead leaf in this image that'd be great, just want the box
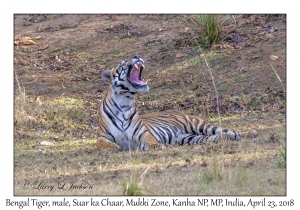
[265,34,274,39]
[237,18,248,27]
[96,64,106,70]
[165,79,173,83]
[212,44,222,51]
[231,34,243,43]
[37,44,49,50]
[223,44,234,50]
[269,55,278,61]
[111,15,117,21]
[21,37,37,45]
[176,52,188,58]
[24,21,32,26]
[15,36,38,45]
[250,15,256,22]
[23,39,37,45]
[260,20,269,28]
[242,130,258,138]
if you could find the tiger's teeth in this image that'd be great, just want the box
[134,64,139,70]
[145,80,148,84]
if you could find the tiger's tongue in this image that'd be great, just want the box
[131,67,146,86]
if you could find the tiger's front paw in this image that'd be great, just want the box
[96,138,121,151]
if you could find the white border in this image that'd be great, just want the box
[3,0,298,209]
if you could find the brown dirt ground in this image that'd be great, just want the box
[14,14,286,98]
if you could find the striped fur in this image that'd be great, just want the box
[96,56,256,151]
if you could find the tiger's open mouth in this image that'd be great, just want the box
[128,61,147,88]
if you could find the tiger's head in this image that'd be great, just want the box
[101,56,149,93]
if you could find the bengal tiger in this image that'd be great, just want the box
[96,56,257,151]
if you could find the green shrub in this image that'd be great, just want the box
[192,15,224,48]
[123,178,143,196]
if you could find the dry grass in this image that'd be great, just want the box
[14,139,286,195]
[14,95,96,142]
[14,103,286,195]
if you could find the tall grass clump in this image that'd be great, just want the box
[191,15,224,48]
[123,177,143,196]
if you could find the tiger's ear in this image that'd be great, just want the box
[101,70,111,82]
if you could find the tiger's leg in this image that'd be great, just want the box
[176,115,244,141]
[96,137,120,151]
[201,124,241,141]
[177,133,219,145]
[140,133,166,150]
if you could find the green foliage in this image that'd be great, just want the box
[202,172,213,184]
[123,178,143,196]
[192,15,224,48]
